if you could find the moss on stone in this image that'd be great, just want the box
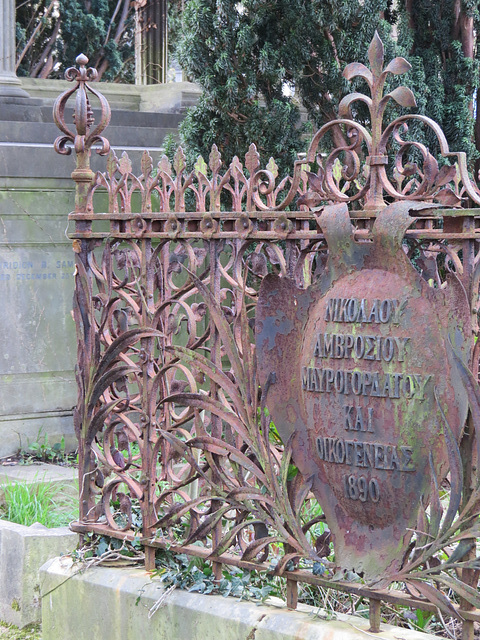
[0,622,41,639]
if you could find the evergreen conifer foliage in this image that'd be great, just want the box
[56,0,135,82]
[177,1,480,178]
[177,0,304,176]
[15,0,59,78]
[403,0,480,166]
[15,0,135,81]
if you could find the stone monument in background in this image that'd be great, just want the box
[0,0,30,99]
[0,0,77,456]
[0,0,198,457]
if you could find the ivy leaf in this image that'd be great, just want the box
[95,539,109,557]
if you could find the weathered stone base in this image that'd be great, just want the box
[0,412,77,460]
[0,522,77,627]
[40,557,439,640]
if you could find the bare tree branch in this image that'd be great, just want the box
[104,0,124,46]
[96,58,110,80]
[30,19,60,78]
[38,52,54,78]
[15,0,55,70]
[94,0,133,80]
[113,0,132,44]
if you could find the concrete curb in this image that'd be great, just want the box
[40,557,440,640]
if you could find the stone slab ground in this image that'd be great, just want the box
[0,463,77,491]
[40,557,441,640]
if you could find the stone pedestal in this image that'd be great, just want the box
[0,0,30,99]
[0,522,77,627]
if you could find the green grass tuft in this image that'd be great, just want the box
[0,478,78,528]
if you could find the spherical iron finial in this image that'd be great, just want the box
[53,51,111,160]
[76,53,89,66]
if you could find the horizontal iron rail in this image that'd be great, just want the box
[67,209,480,240]
[68,209,480,219]
[70,521,480,623]
[67,230,480,241]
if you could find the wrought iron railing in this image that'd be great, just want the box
[54,33,480,637]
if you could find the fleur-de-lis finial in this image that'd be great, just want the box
[339,31,416,210]
[288,31,480,213]
[341,31,416,124]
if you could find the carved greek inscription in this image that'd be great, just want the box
[301,367,431,400]
[313,333,409,362]
[324,297,404,325]
[316,437,415,472]
[302,296,431,503]
[344,406,374,432]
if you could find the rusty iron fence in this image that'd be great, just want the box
[54,34,480,637]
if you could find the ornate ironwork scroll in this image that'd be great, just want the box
[54,37,480,637]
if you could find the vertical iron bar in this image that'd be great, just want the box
[368,598,381,633]
[286,579,298,610]
[286,239,296,280]
[71,119,96,523]
[159,238,171,484]
[209,238,223,582]
[459,215,479,640]
[75,241,95,523]
[145,545,156,572]
[141,238,157,569]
